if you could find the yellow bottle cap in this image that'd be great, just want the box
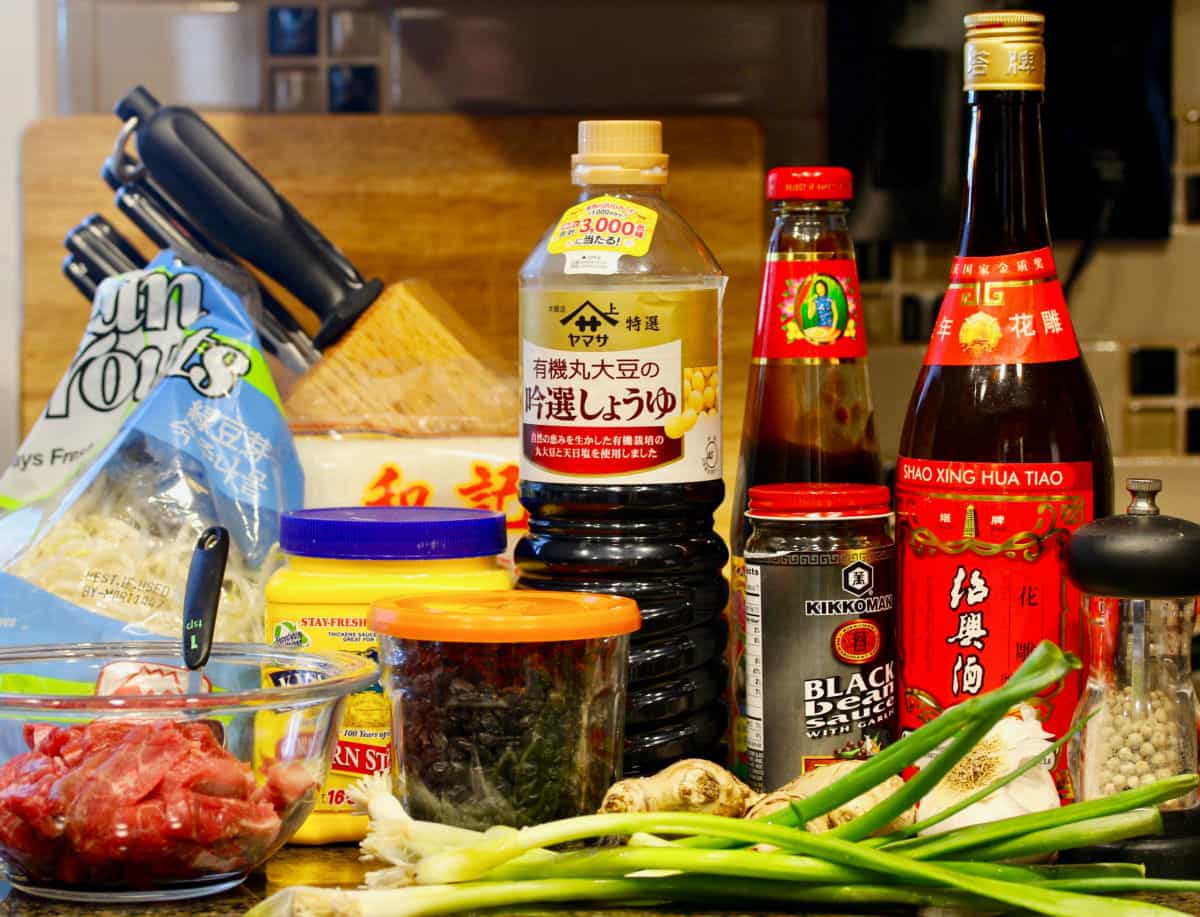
[963,9,1045,92]
[572,120,669,186]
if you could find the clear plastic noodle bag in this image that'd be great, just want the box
[0,250,304,645]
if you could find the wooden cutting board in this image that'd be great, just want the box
[20,113,764,504]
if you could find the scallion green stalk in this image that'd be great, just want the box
[485,844,1048,886]
[953,808,1162,862]
[883,775,1196,860]
[247,872,1196,917]
[410,807,1173,916]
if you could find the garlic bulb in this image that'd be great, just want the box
[917,704,1060,835]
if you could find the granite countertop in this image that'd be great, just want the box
[0,846,1198,916]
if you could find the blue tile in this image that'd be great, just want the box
[328,65,379,113]
[269,6,319,56]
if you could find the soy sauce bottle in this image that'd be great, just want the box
[515,121,731,770]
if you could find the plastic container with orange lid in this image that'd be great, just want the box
[369,591,640,829]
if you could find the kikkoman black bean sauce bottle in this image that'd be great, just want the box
[515,121,731,771]
[743,483,896,793]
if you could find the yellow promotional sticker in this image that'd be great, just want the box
[547,196,658,257]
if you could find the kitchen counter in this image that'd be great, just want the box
[0,846,1198,916]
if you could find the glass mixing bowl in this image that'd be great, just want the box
[0,641,377,903]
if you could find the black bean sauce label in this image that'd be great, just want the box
[744,543,896,792]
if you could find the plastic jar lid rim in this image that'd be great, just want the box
[369,591,642,643]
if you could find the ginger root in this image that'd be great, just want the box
[744,760,915,835]
[600,758,762,817]
[600,758,916,837]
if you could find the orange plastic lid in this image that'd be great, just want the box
[369,591,642,643]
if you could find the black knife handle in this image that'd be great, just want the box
[115,85,381,349]
[62,254,100,301]
[64,215,145,276]
[183,527,229,671]
[112,179,321,370]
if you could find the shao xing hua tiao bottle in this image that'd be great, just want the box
[895,11,1113,798]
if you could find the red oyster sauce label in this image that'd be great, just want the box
[925,247,1080,366]
[753,258,869,360]
[895,457,1094,800]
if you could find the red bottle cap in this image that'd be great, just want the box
[748,482,891,518]
[766,166,853,201]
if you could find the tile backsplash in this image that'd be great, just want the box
[59,0,825,135]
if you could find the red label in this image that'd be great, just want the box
[753,258,869,360]
[895,456,1094,797]
[924,247,1080,366]
[331,738,392,776]
[95,662,211,696]
[832,620,882,665]
[523,424,682,474]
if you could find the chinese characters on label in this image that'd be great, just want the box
[171,401,272,503]
[521,288,720,484]
[946,566,992,695]
[895,456,1095,798]
[925,247,1080,367]
[362,460,527,529]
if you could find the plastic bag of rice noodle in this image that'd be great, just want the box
[0,249,303,645]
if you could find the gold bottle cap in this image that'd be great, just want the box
[572,120,669,186]
[963,9,1045,92]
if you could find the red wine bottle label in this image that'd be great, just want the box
[924,246,1080,366]
[753,257,868,360]
[895,456,1094,798]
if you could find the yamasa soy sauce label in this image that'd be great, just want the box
[925,247,1079,366]
[895,457,1092,797]
[754,256,868,360]
[521,288,721,485]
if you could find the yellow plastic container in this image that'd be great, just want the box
[261,506,511,844]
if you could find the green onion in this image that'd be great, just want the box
[485,844,1049,886]
[246,874,1188,917]
[884,775,1197,860]
[954,808,1163,862]
[410,808,1176,916]
[1029,863,1147,880]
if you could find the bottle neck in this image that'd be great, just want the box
[768,200,853,257]
[958,90,1051,257]
[577,184,665,201]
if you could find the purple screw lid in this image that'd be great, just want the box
[280,507,507,560]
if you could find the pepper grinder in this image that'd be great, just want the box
[1063,478,1200,876]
